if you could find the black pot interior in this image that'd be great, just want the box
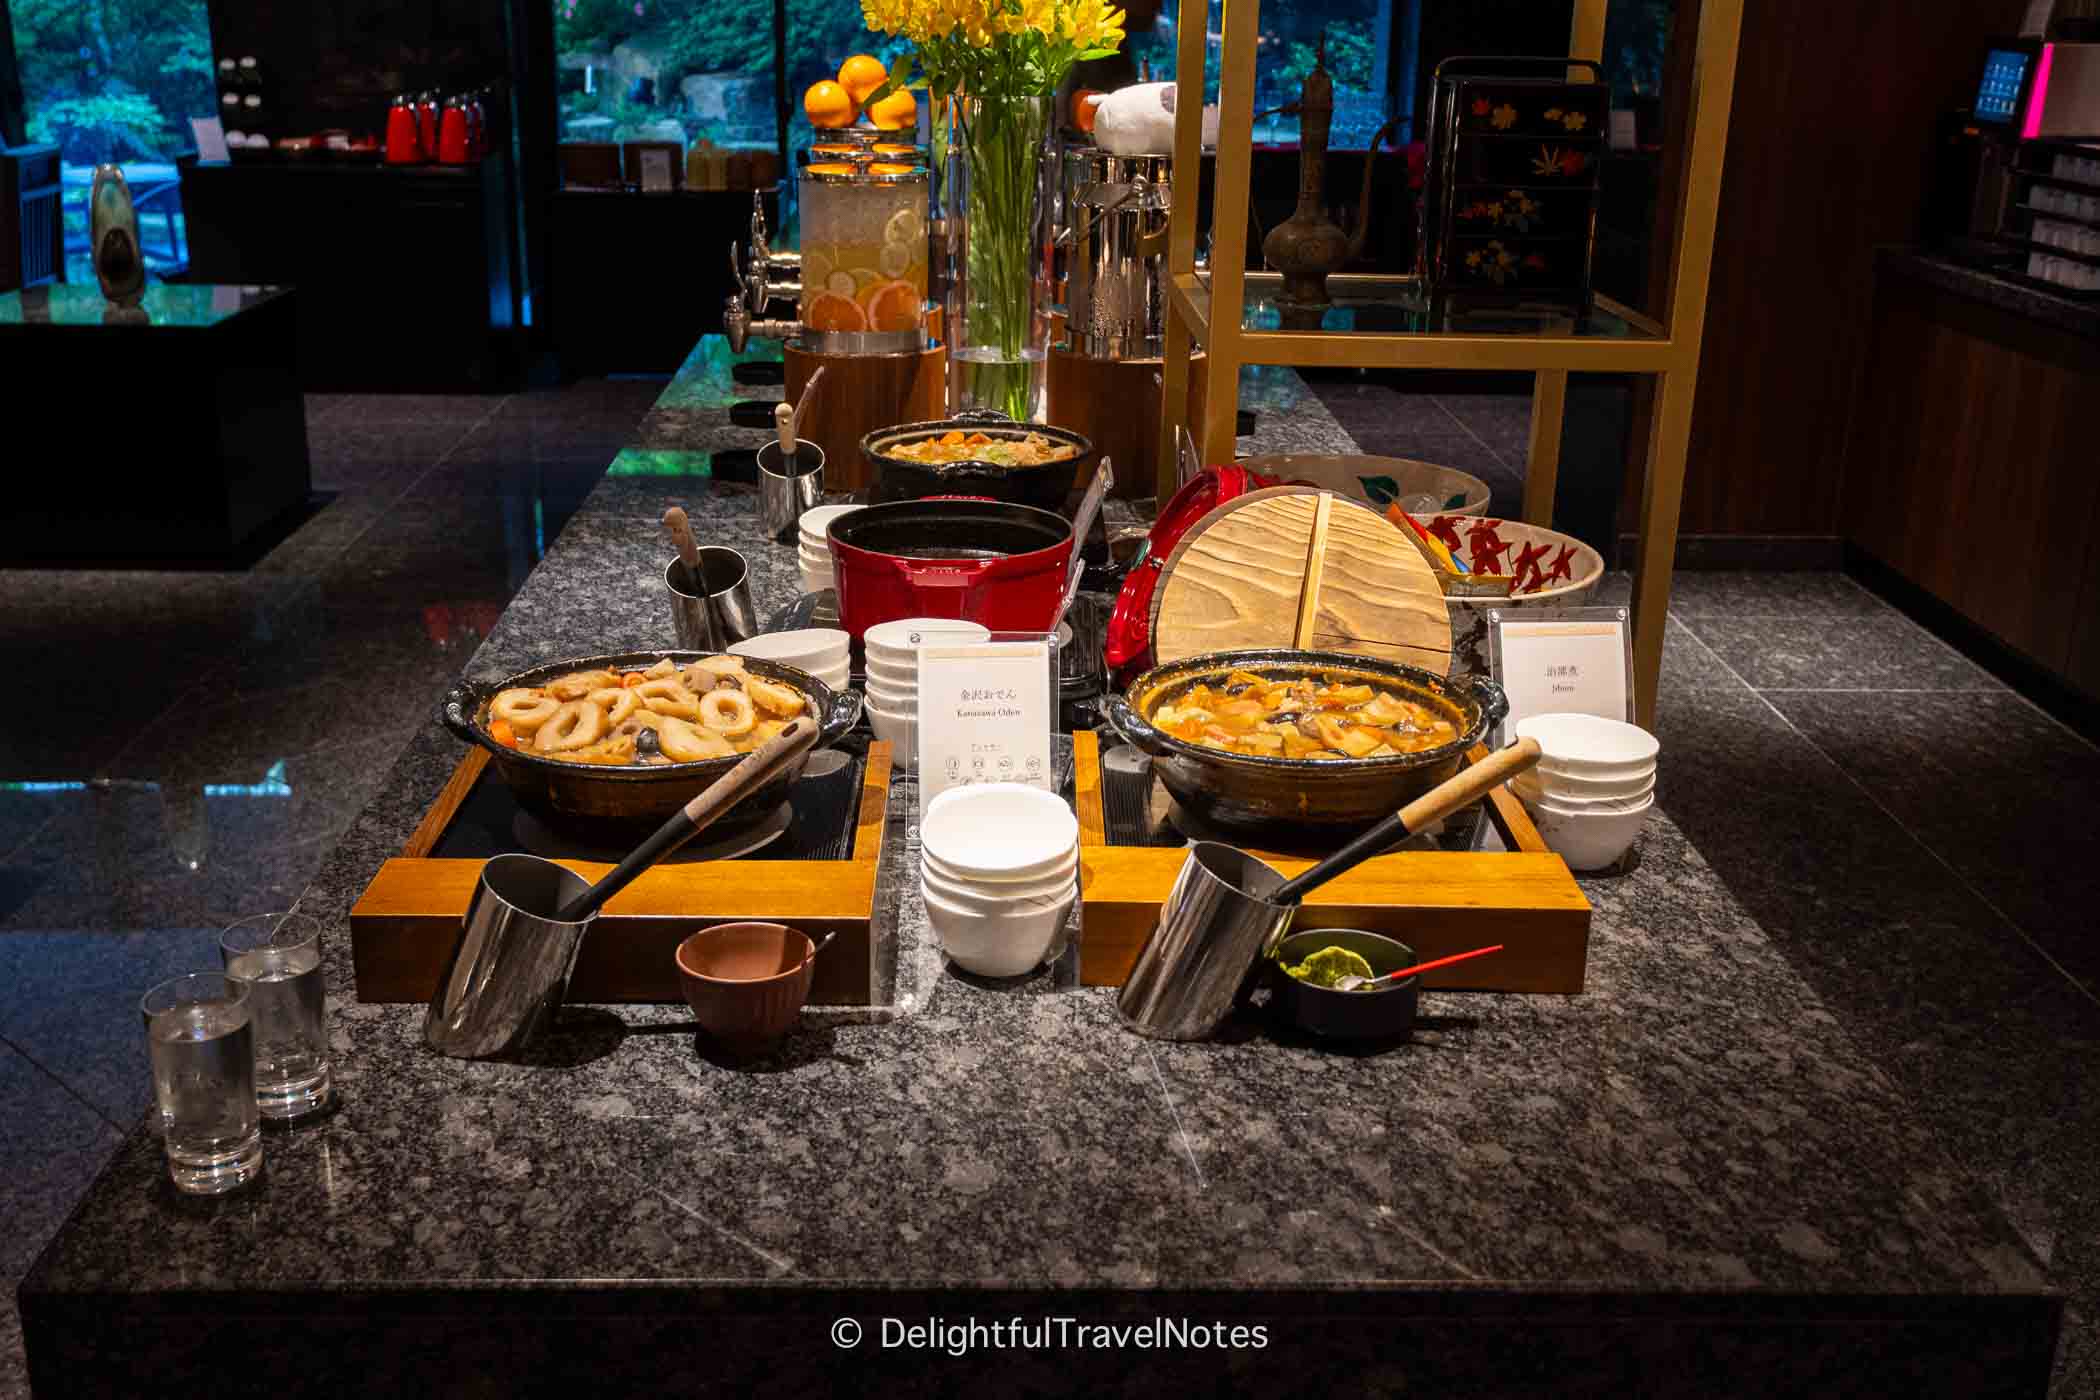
[831,501,1072,559]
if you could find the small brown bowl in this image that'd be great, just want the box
[675,922,822,1053]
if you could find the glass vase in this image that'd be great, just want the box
[948,93,1053,421]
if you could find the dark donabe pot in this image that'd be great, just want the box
[1104,648,1507,835]
[861,411,1094,514]
[440,650,863,838]
[828,498,1074,640]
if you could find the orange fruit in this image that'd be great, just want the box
[862,279,921,332]
[803,80,857,130]
[867,87,917,132]
[804,291,867,333]
[837,55,888,106]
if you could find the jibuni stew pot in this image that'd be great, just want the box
[827,498,1074,639]
[441,650,863,837]
[1105,648,1508,835]
[861,410,1095,513]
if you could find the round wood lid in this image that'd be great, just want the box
[1149,486,1452,672]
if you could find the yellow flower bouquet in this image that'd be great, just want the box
[862,0,1125,416]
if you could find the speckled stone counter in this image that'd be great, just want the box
[17,343,2061,1397]
[1879,246,2100,342]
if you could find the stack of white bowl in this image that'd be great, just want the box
[797,504,863,596]
[1510,713,1659,871]
[862,617,990,772]
[919,783,1079,978]
[728,628,851,692]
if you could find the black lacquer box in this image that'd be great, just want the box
[1418,57,1607,312]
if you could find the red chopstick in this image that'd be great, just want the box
[1378,944,1504,982]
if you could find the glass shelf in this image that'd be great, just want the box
[1169,271,1670,371]
[0,282,290,329]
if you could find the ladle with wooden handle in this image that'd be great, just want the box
[1270,738,1541,905]
[663,506,704,589]
[552,717,818,922]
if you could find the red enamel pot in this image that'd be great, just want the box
[827,499,1074,639]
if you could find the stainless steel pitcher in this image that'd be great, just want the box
[1063,152,1174,358]
[425,853,598,1059]
[1115,841,1293,1041]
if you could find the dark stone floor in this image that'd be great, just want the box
[1,375,2096,1399]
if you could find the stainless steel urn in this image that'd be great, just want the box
[1063,151,1173,359]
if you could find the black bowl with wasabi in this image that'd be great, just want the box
[1271,928,1420,1040]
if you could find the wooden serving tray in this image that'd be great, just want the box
[349,743,893,1006]
[1071,731,1590,993]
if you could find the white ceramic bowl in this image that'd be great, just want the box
[866,699,917,771]
[922,879,1075,978]
[1514,713,1659,776]
[798,548,833,576]
[799,563,835,596]
[1521,791,1653,871]
[864,679,917,712]
[865,654,919,687]
[921,783,1078,878]
[730,629,850,669]
[921,860,1078,915]
[1514,771,1655,809]
[922,846,1076,898]
[864,617,991,657]
[798,503,863,545]
[1443,522,1608,677]
[813,665,851,692]
[1518,762,1656,799]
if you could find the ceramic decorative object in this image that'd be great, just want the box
[89,165,147,307]
[1433,516,1607,677]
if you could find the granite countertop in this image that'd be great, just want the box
[18,343,2061,1395]
[1879,245,2100,342]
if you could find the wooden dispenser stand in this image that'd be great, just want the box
[1046,342,1206,500]
[784,306,947,495]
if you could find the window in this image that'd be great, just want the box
[554,0,779,150]
[1131,0,1399,149]
[8,0,213,276]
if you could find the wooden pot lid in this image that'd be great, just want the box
[1149,485,1452,672]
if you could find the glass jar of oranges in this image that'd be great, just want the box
[796,162,930,352]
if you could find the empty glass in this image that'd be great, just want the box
[220,911,333,1120]
[140,972,262,1194]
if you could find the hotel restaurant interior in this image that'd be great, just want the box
[0,0,2096,1392]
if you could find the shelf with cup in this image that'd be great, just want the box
[1156,0,1745,730]
[1164,269,1669,371]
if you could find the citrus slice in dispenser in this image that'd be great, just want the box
[804,291,868,333]
[848,265,883,295]
[862,279,921,332]
[878,240,917,277]
[826,269,859,297]
[800,250,835,293]
[883,207,925,250]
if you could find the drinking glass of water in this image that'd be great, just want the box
[220,911,333,1121]
[140,972,263,1195]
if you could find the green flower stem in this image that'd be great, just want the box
[957,94,1049,420]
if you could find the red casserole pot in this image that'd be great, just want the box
[827,498,1075,639]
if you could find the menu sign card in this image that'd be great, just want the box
[1488,607,1633,735]
[916,641,1054,816]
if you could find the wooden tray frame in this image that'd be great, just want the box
[349,743,894,1006]
[1071,731,1591,992]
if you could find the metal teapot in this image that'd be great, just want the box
[1259,36,1396,306]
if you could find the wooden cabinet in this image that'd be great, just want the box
[1843,263,2100,694]
[179,156,520,389]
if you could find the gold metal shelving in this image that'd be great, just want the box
[1157,0,1746,726]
